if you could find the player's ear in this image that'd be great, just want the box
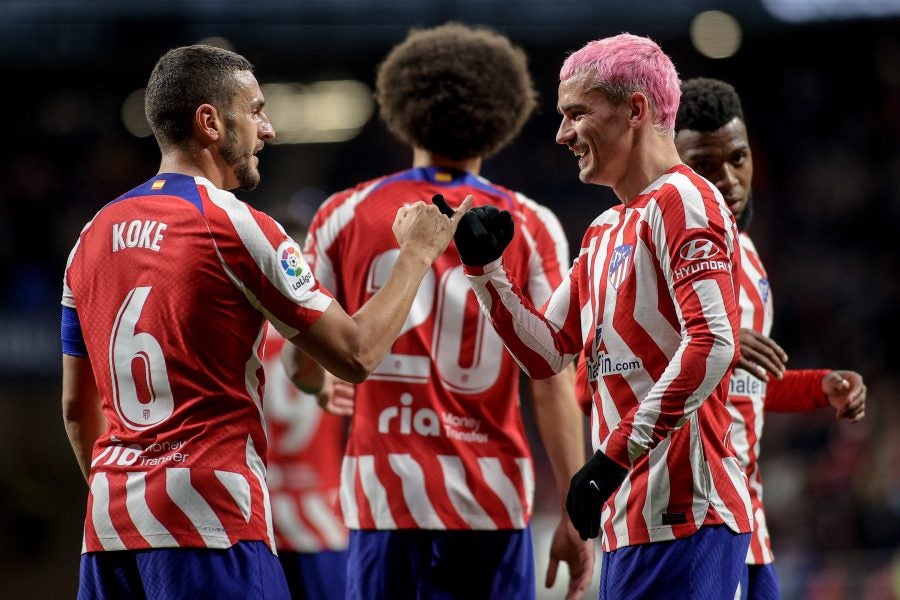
[626,92,649,129]
[194,104,222,144]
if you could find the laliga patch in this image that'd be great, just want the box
[276,240,314,296]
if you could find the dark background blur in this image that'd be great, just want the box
[1,1,898,598]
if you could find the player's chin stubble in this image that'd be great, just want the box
[219,141,260,191]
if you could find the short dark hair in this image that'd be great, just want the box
[145,45,253,150]
[375,22,537,160]
[676,77,744,133]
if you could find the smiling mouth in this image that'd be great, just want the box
[577,152,591,169]
[572,147,588,163]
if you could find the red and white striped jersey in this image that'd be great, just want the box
[465,164,754,551]
[262,325,349,553]
[61,173,332,553]
[729,232,829,564]
[304,166,568,531]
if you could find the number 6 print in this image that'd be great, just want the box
[110,286,174,430]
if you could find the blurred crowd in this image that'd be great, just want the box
[0,18,897,600]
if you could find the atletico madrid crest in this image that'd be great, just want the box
[758,277,770,305]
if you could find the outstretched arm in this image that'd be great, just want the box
[765,369,866,423]
[438,194,582,378]
[290,197,472,383]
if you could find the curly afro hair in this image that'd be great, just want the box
[375,22,537,160]
[676,77,745,133]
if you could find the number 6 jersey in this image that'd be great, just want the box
[61,174,333,553]
[304,167,568,531]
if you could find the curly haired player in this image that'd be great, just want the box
[297,22,592,600]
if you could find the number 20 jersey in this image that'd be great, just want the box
[61,174,332,553]
[304,167,568,531]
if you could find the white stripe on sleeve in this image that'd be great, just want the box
[203,182,331,313]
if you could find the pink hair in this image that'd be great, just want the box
[560,33,681,134]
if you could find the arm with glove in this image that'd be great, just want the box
[434,194,623,541]
[432,194,581,378]
[432,193,514,266]
[565,450,629,541]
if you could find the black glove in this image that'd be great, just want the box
[566,450,629,540]
[432,194,514,266]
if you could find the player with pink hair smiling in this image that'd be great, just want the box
[448,33,754,598]
[558,34,682,137]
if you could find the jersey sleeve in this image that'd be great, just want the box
[764,369,830,412]
[60,223,91,356]
[464,254,583,379]
[200,185,333,339]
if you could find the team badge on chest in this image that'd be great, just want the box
[758,277,770,305]
[608,244,634,290]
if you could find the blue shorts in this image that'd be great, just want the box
[346,528,535,600]
[77,541,290,600]
[599,525,751,600]
[736,563,781,600]
[278,549,348,600]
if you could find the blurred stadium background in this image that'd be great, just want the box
[1,1,898,598]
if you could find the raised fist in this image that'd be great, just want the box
[432,194,514,266]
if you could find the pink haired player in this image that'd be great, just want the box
[452,33,754,599]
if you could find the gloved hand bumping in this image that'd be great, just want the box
[566,450,629,540]
[432,194,514,266]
